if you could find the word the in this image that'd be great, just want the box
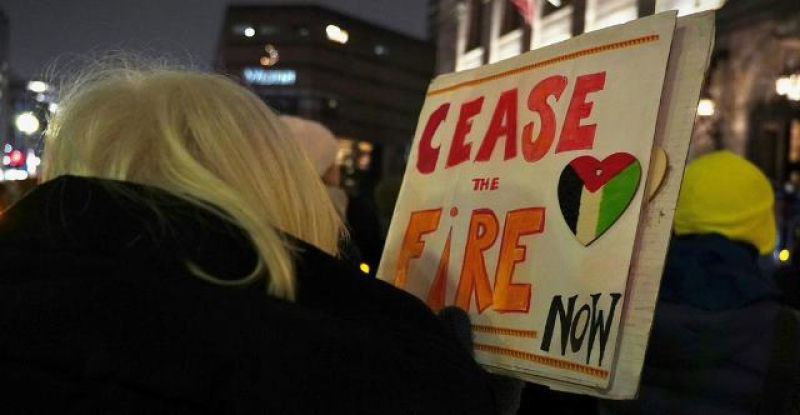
[472,177,500,191]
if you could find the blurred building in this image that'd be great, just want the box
[429,0,800,183]
[429,0,725,74]
[216,5,435,193]
[709,0,800,185]
[0,10,9,151]
[430,0,800,259]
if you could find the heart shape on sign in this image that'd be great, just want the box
[558,153,642,246]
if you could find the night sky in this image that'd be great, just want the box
[1,0,429,78]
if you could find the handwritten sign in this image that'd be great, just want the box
[378,11,714,398]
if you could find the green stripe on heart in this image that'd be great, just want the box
[558,153,642,246]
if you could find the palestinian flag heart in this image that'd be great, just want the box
[558,153,642,246]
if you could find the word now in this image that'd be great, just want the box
[394,207,545,313]
[540,293,622,367]
[417,71,607,174]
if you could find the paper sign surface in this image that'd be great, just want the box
[378,12,691,393]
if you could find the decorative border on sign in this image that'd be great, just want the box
[427,34,660,97]
[472,325,538,339]
[474,342,609,380]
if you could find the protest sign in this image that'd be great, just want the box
[377,11,714,398]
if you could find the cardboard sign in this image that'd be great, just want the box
[377,11,714,398]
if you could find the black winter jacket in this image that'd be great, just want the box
[0,176,497,414]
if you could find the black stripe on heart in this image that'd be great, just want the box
[558,164,583,235]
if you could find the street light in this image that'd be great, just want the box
[697,98,715,117]
[326,24,349,44]
[15,112,40,135]
[27,81,48,93]
[776,72,800,101]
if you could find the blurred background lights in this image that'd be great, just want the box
[244,27,256,37]
[326,24,349,44]
[776,73,800,101]
[26,151,41,175]
[15,112,40,135]
[26,81,48,93]
[780,249,791,262]
[697,99,715,117]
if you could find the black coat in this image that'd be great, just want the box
[0,176,497,414]
[600,235,796,415]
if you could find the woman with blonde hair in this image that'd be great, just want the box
[0,63,498,413]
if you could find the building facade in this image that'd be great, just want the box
[430,0,800,185]
[0,10,9,150]
[216,5,435,192]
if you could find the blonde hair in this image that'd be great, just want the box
[42,61,343,300]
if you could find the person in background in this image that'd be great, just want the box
[0,62,501,414]
[375,174,403,238]
[281,115,384,276]
[600,151,800,415]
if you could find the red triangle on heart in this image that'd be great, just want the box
[569,153,637,192]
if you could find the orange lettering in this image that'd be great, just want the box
[455,209,498,313]
[493,208,545,313]
[394,209,442,288]
[426,230,452,311]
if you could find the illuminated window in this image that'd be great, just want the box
[374,44,389,56]
[326,24,349,44]
[586,0,637,32]
[656,0,727,16]
[542,0,573,16]
[232,24,255,37]
[535,1,572,48]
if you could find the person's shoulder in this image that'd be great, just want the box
[291,239,442,332]
[289,239,498,414]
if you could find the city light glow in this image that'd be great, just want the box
[26,151,41,175]
[9,150,23,166]
[244,27,256,37]
[27,81,48,93]
[326,24,349,44]
[697,99,715,117]
[3,169,29,181]
[776,73,800,101]
[780,249,791,262]
[243,68,296,85]
[15,112,40,135]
